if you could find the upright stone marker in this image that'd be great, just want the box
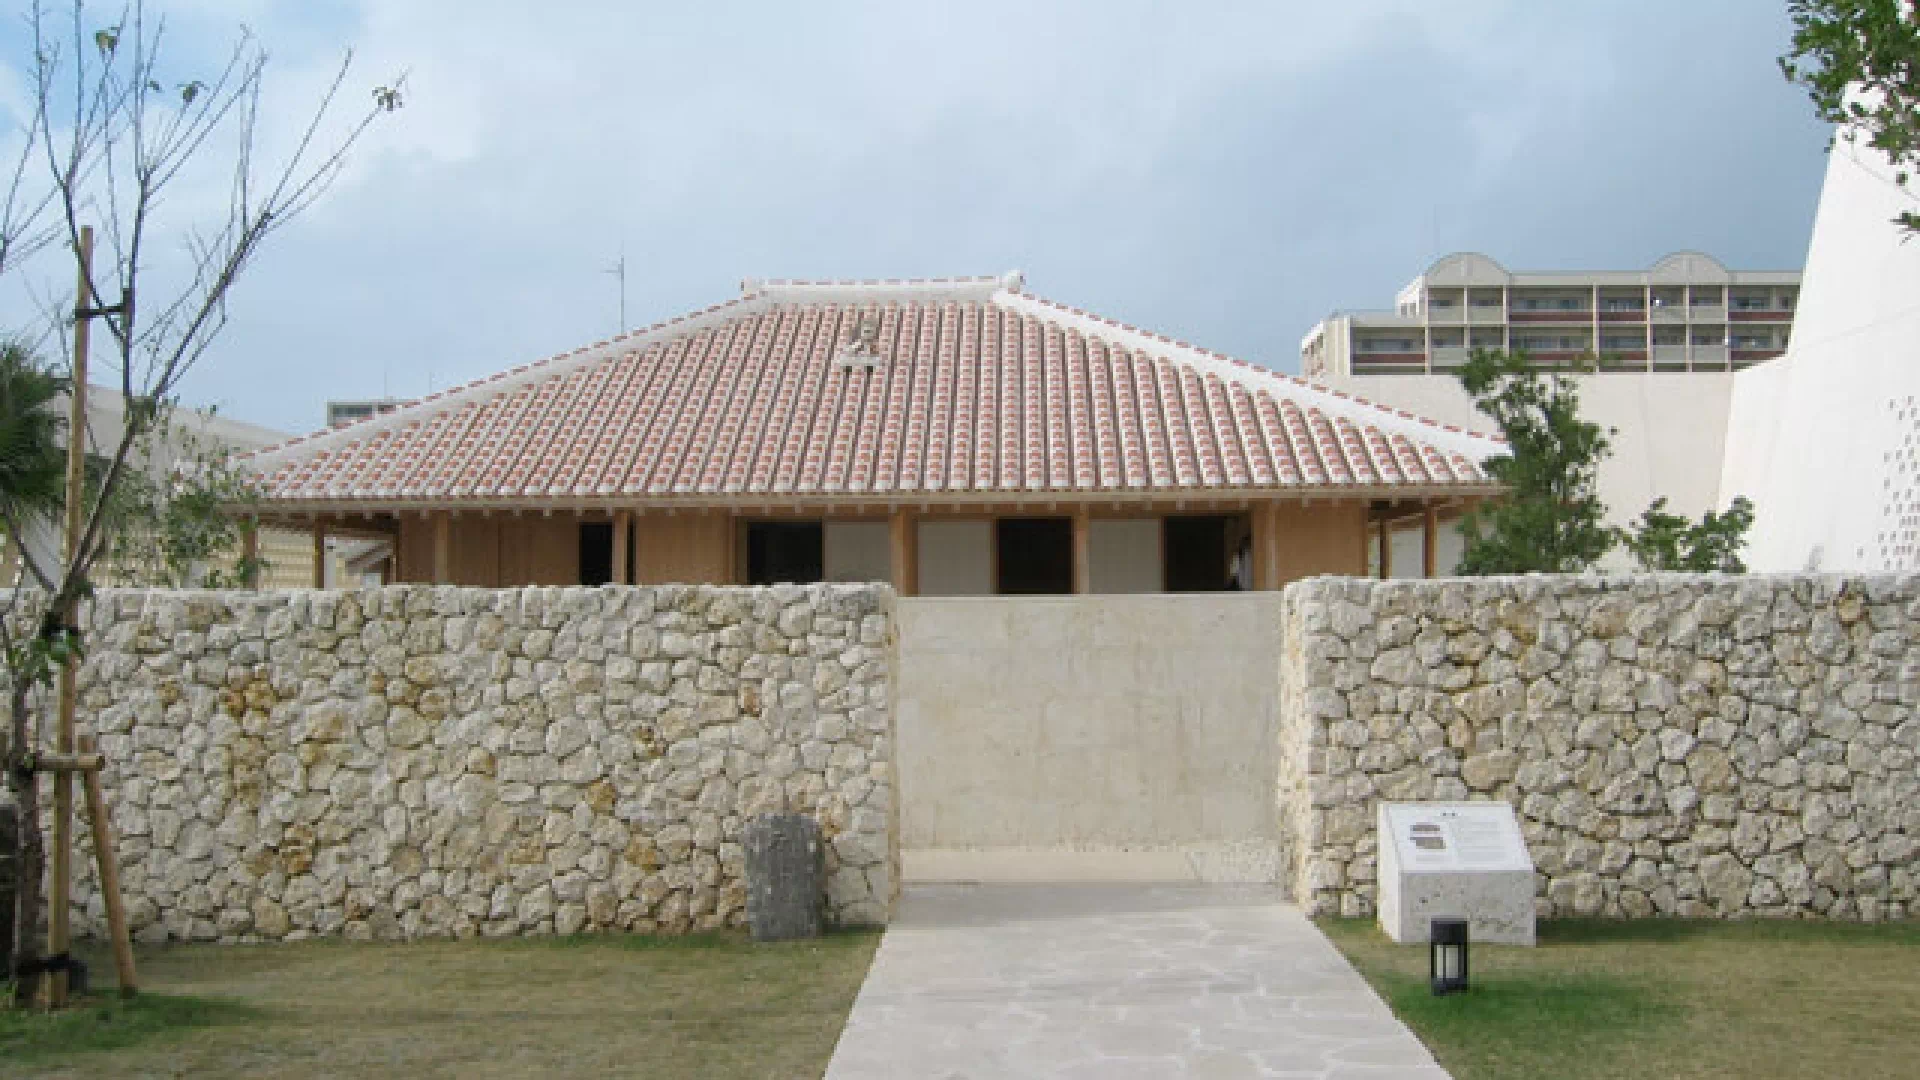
[744,813,824,942]
[1378,801,1535,946]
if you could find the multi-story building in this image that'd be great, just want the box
[1301,251,1799,378]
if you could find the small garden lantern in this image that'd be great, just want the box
[1429,918,1469,996]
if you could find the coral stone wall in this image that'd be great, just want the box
[1281,575,1920,921]
[59,584,896,943]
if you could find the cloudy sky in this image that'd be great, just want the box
[0,1,1832,435]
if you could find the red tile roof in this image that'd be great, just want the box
[252,275,1500,508]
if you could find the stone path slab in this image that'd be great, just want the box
[825,883,1449,1079]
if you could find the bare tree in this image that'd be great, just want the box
[3,0,401,1003]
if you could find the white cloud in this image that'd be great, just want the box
[0,0,1830,434]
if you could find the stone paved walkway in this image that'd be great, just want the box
[824,883,1450,1079]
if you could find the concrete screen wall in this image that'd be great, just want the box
[895,594,1283,878]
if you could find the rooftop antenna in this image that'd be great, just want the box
[604,246,628,333]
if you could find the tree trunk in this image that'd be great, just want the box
[9,682,44,1006]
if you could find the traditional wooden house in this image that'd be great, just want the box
[248,274,1501,592]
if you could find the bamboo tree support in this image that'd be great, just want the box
[78,736,136,996]
[47,226,95,1008]
[33,746,136,996]
[39,225,138,1003]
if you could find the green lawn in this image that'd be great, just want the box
[1323,919,1920,1080]
[4,930,879,1079]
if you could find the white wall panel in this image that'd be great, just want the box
[824,520,891,583]
[1088,518,1162,593]
[918,519,993,596]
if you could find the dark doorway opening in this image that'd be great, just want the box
[996,517,1073,594]
[747,521,824,585]
[1163,515,1234,592]
[579,522,613,586]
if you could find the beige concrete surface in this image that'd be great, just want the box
[905,845,1283,885]
[896,595,1284,862]
[824,884,1450,1079]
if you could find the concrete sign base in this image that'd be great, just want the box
[1377,802,1535,947]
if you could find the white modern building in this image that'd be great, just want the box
[1302,253,1800,379]
[1719,136,1920,573]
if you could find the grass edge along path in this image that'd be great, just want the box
[1,990,255,1065]
[1322,918,1920,1080]
[5,928,881,1079]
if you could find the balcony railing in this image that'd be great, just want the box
[1651,307,1687,323]
[1425,307,1464,324]
[1351,352,1427,373]
[1598,308,1648,322]
[1652,345,1689,367]
[1509,309,1592,323]
[1691,344,1729,365]
[1598,350,1649,369]
[1688,304,1726,321]
[1429,347,1471,368]
[1729,309,1793,321]
[1522,350,1593,368]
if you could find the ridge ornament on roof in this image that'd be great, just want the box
[248,274,1504,510]
[833,314,886,370]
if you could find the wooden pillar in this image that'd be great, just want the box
[1071,508,1091,594]
[312,521,327,589]
[1357,506,1370,577]
[1251,502,1282,591]
[241,522,260,588]
[432,514,452,584]
[889,509,918,596]
[725,513,740,586]
[1422,506,1439,579]
[1377,516,1392,580]
[612,509,631,585]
